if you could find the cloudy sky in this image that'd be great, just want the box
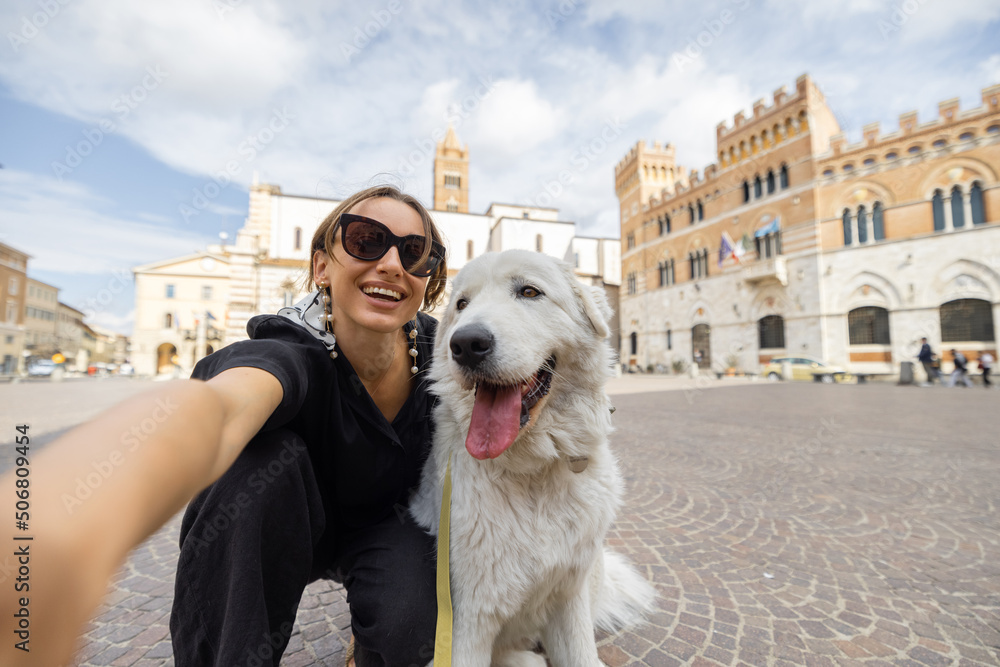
[1,0,998,334]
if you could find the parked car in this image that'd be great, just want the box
[27,359,56,376]
[762,356,852,383]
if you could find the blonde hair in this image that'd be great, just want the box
[307,185,448,311]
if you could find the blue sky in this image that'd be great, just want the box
[1,0,998,335]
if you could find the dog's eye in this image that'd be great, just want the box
[519,286,543,298]
[456,298,469,311]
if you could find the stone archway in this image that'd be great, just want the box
[156,343,178,374]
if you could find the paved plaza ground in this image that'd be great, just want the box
[1,375,998,666]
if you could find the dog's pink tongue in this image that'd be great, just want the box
[466,384,522,460]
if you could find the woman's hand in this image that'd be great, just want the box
[0,369,281,666]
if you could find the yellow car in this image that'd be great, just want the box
[762,356,852,383]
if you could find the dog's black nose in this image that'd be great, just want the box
[450,324,494,370]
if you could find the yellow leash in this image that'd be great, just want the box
[433,457,453,666]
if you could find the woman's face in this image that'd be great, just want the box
[314,197,430,335]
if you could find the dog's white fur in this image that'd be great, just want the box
[411,250,656,667]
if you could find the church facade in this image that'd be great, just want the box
[131,128,620,376]
[617,74,1000,377]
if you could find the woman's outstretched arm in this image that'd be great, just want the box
[0,367,282,666]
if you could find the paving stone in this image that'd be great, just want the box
[8,380,996,667]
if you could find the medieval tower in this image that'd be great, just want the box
[433,125,469,212]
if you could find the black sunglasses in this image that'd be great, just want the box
[337,214,445,277]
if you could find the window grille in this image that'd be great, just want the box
[758,315,786,349]
[848,307,890,345]
[940,299,995,342]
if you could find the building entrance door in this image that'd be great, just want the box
[692,323,711,369]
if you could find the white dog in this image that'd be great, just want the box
[411,250,656,667]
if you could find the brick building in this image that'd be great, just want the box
[617,74,999,377]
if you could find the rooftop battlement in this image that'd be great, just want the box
[615,140,676,175]
[824,83,1000,157]
[716,74,819,140]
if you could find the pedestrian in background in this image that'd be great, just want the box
[979,351,994,388]
[916,337,939,385]
[948,349,973,388]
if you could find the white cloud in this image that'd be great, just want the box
[465,78,565,156]
[0,170,210,275]
[88,309,135,337]
[1,0,997,251]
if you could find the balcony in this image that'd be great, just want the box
[743,256,787,286]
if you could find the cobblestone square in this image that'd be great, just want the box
[4,378,998,665]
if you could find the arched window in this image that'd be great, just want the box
[697,200,704,221]
[842,209,852,245]
[294,227,302,251]
[951,185,965,228]
[848,307,890,345]
[766,170,775,194]
[857,205,869,244]
[535,234,544,252]
[872,202,885,241]
[664,214,671,234]
[666,329,672,350]
[467,239,474,260]
[758,315,785,349]
[940,299,995,342]
[689,204,695,225]
[959,132,974,141]
[970,181,985,225]
[754,176,762,198]
[779,164,789,188]
[164,313,173,329]
[629,332,638,356]
[932,189,945,231]
[742,181,750,202]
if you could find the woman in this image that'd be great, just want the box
[0,185,448,667]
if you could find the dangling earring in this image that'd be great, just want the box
[408,320,419,374]
[318,280,338,359]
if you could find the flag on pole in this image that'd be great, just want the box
[733,234,747,262]
[719,232,735,267]
[755,216,780,238]
[719,231,744,266]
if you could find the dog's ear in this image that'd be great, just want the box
[570,278,612,340]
